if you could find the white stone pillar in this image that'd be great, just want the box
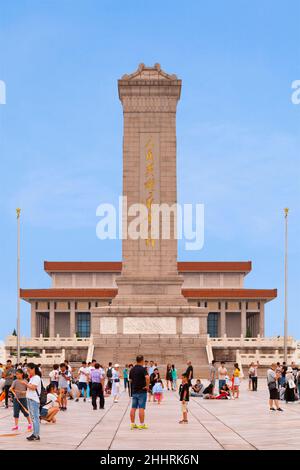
[259,302,265,337]
[49,301,55,337]
[220,301,226,337]
[70,301,76,337]
[31,303,36,337]
[241,302,247,336]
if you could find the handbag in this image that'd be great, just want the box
[268,381,277,391]
[288,379,295,389]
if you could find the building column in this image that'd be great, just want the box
[31,303,37,337]
[70,301,76,337]
[49,301,55,337]
[259,302,265,337]
[241,302,247,336]
[220,301,226,337]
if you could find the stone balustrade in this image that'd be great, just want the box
[6,348,65,365]
[5,334,92,349]
[208,335,296,349]
[236,349,296,366]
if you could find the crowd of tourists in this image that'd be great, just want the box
[1,356,300,440]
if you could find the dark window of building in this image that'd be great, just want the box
[258,301,260,309]
[95,302,98,307]
[204,301,208,308]
[68,302,71,310]
[88,302,91,310]
[218,302,221,310]
[225,302,228,309]
[75,302,77,310]
[246,302,248,309]
[207,312,219,338]
[197,301,201,307]
[108,300,112,306]
[47,302,50,310]
[239,302,242,310]
[35,302,38,310]
[76,312,90,338]
[54,302,57,309]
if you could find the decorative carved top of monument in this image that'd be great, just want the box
[120,63,178,81]
[118,63,181,102]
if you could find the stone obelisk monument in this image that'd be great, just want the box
[114,63,186,306]
[92,64,208,366]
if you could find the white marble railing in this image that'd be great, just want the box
[236,349,296,366]
[0,340,6,363]
[6,335,92,349]
[208,335,296,348]
[206,343,214,364]
[6,349,65,365]
[86,342,95,363]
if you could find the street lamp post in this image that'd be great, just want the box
[16,208,21,364]
[283,208,289,364]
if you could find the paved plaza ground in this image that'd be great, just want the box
[0,381,299,450]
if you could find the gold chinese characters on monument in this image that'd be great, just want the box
[145,137,155,247]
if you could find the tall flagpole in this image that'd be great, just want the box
[283,208,289,364]
[16,208,21,364]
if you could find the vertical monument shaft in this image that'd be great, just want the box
[114,63,186,306]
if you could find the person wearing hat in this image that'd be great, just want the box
[112,364,121,403]
[284,366,296,403]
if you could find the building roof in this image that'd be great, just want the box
[20,288,117,299]
[20,287,277,302]
[182,288,277,301]
[44,261,252,274]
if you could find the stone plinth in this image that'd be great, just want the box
[91,305,208,337]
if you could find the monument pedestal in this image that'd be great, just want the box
[91,304,209,371]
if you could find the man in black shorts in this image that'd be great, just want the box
[129,355,150,430]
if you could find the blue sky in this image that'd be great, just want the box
[0,0,299,340]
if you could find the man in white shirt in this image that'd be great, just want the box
[77,361,90,402]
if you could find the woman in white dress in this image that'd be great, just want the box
[112,364,121,403]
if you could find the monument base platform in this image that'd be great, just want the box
[91,305,209,374]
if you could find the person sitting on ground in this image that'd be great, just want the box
[203,383,215,399]
[191,379,204,397]
[40,383,60,423]
[215,383,231,400]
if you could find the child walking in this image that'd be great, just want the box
[179,373,189,424]
[10,369,32,431]
[152,379,164,404]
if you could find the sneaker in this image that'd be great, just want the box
[270,407,276,411]
[138,424,148,430]
[130,423,138,430]
[11,426,19,431]
[277,408,284,412]
[26,434,40,441]
[75,399,79,402]
[83,398,86,402]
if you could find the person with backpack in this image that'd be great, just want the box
[22,363,42,441]
[106,362,113,393]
